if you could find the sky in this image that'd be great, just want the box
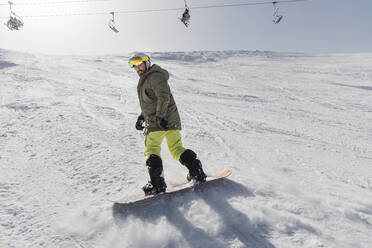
[0,0,371,55]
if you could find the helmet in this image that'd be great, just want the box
[128,53,151,70]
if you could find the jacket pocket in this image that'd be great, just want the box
[143,89,155,103]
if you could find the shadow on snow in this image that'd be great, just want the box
[333,82,372,92]
[112,179,275,248]
[0,61,17,70]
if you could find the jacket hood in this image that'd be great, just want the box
[141,64,169,81]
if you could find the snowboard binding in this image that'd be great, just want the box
[142,181,166,196]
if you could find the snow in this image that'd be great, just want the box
[1,48,372,248]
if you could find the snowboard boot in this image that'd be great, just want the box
[180,149,207,183]
[142,154,167,196]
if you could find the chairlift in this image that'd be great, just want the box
[108,12,119,33]
[272,2,283,24]
[5,1,24,30]
[179,0,190,27]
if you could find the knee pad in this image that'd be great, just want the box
[180,149,197,165]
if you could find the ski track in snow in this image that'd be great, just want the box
[1,49,372,248]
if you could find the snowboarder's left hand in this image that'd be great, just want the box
[156,116,168,130]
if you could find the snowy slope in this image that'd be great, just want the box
[1,48,372,248]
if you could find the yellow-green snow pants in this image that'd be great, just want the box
[144,130,186,161]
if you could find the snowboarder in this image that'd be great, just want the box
[128,53,207,196]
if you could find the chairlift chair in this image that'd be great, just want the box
[179,1,190,27]
[5,1,24,30]
[272,2,283,24]
[108,12,119,33]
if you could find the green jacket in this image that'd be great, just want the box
[137,64,181,133]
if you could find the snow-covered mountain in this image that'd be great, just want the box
[1,48,372,248]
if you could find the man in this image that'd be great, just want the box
[129,53,207,196]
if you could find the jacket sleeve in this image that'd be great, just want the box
[150,73,171,118]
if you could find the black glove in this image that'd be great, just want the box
[156,116,168,130]
[135,115,145,131]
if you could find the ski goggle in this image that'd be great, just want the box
[128,55,150,68]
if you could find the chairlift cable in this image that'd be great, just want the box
[190,0,308,10]
[0,0,110,6]
[0,0,314,19]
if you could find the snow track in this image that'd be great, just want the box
[1,49,372,247]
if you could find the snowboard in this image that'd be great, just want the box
[112,169,232,208]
